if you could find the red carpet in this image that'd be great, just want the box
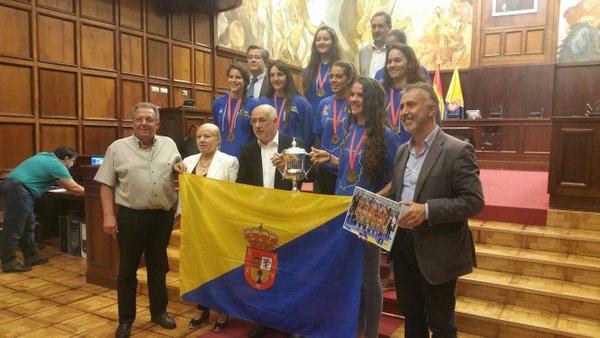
[476,169,549,226]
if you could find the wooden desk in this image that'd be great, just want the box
[442,118,551,171]
[549,117,600,212]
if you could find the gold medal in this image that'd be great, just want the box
[317,88,325,97]
[227,132,235,142]
[347,169,358,183]
[331,134,339,144]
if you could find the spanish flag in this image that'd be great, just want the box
[432,64,446,121]
[445,66,464,119]
[179,174,363,337]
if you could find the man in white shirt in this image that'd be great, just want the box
[246,45,270,99]
[357,11,392,78]
[236,104,300,191]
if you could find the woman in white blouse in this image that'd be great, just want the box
[182,123,237,332]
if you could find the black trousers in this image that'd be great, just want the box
[315,166,337,195]
[392,232,457,338]
[117,206,174,324]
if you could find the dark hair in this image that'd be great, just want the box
[371,11,391,27]
[405,82,440,111]
[382,43,427,91]
[246,45,270,64]
[346,76,389,185]
[227,62,250,103]
[302,26,343,93]
[387,29,407,44]
[54,146,78,161]
[332,59,356,90]
[265,60,299,100]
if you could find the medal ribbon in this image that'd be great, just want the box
[332,98,347,136]
[315,63,330,92]
[274,95,287,128]
[348,127,366,172]
[389,88,402,130]
[227,94,242,135]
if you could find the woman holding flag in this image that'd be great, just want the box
[258,60,313,148]
[212,63,258,159]
[309,76,400,338]
[313,60,355,194]
[382,43,428,144]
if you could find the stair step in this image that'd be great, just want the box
[471,220,600,258]
[475,243,600,286]
[167,247,179,272]
[458,268,600,320]
[547,209,600,231]
[137,270,186,304]
[169,229,181,247]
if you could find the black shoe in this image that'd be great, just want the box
[212,315,229,333]
[115,322,132,338]
[151,313,176,329]
[188,308,210,329]
[2,263,31,273]
[249,325,277,338]
[27,257,49,267]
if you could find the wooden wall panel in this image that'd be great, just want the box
[81,24,116,70]
[147,39,169,79]
[553,64,600,116]
[83,126,118,154]
[0,64,32,115]
[173,86,191,107]
[121,80,144,120]
[37,0,74,13]
[82,75,117,119]
[120,33,143,75]
[195,90,212,111]
[146,0,167,36]
[148,83,169,107]
[119,0,142,29]
[195,50,212,85]
[40,124,77,151]
[505,31,523,55]
[39,69,77,118]
[215,55,232,90]
[37,14,75,65]
[171,13,191,42]
[526,29,544,54]
[523,125,551,153]
[0,5,31,59]
[81,0,114,23]
[121,126,133,137]
[172,45,191,82]
[194,13,211,46]
[484,33,501,57]
[0,124,34,168]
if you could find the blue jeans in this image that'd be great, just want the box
[0,178,39,269]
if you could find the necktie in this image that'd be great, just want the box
[248,77,258,98]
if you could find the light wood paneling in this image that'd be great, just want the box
[0,123,34,168]
[195,90,212,111]
[171,13,191,42]
[83,126,118,154]
[172,45,191,82]
[80,0,114,23]
[173,86,191,107]
[0,5,31,58]
[40,124,77,151]
[215,55,232,90]
[147,39,169,79]
[505,31,523,55]
[37,14,75,65]
[119,0,142,30]
[81,24,115,70]
[146,0,167,36]
[121,80,144,120]
[0,64,32,115]
[148,83,169,107]
[484,33,501,57]
[82,75,117,119]
[195,50,212,85]
[193,13,211,46]
[526,29,544,54]
[37,0,74,13]
[120,33,143,75]
[39,69,77,118]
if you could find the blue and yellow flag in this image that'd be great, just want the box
[179,174,363,337]
[445,66,464,119]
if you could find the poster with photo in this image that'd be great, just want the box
[343,187,406,251]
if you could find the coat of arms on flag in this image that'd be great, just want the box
[243,224,279,290]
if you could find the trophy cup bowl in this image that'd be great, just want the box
[277,138,313,191]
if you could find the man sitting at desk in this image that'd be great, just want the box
[0,146,85,273]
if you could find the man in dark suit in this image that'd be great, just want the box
[237,104,302,337]
[246,45,270,99]
[389,82,484,338]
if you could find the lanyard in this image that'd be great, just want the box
[274,95,287,128]
[332,98,347,135]
[348,127,366,171]
[226,95,242,134]
[316,64,330,90]
[388,88,403,128]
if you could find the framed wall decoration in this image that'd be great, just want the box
[492,0,538,17]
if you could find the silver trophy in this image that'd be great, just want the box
[277,138,314,191]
